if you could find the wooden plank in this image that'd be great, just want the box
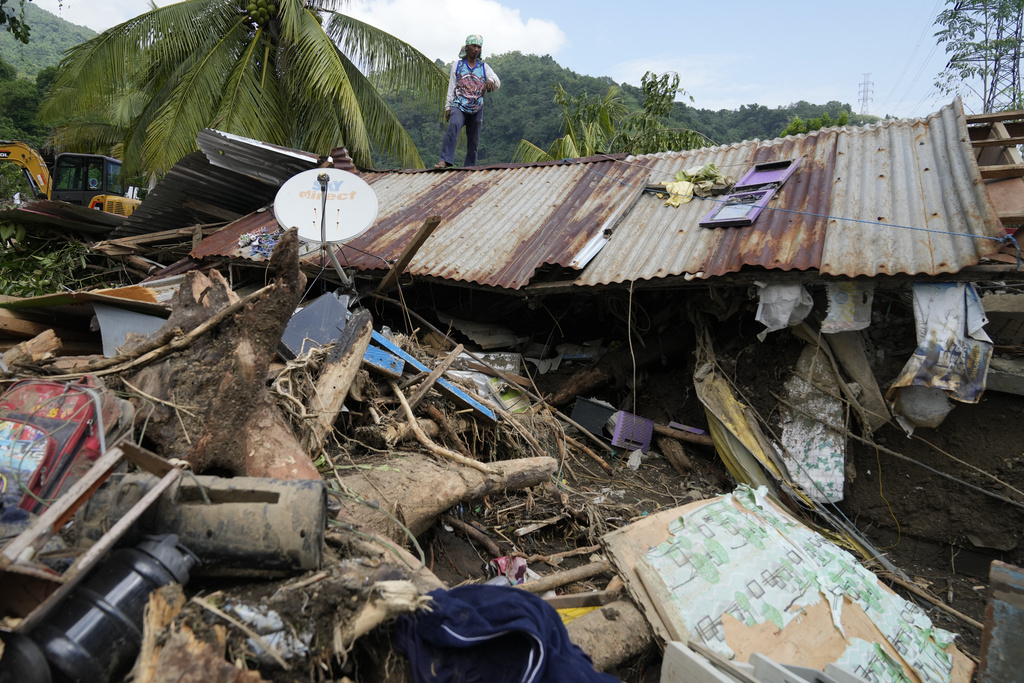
[0,446,126,569]
[972,136,1024,148]
[980,164,1024,179]
[370,331,495,422]
[363,345,404,378]
[375,215,441,293]
[968,110,1024,125]
[0,308,83,341]
[61,468,183,583]
[542,588,621,609]
[306,310,373,453]
[406,343,463,411]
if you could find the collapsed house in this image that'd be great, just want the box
[1,98,1024,682]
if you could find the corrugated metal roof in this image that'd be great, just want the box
[573,98,1005,285]
[113,129,357,239]
[192,155,649,290]
[189,99,1007,289]
[111,150,281,238]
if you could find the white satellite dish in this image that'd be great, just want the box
[274,168,378,244]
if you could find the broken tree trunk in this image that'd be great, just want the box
[335,455,557,542]
[303,309,373,454]
[1,329,61,375]
[548,330,691,406]
[121,229,320,480]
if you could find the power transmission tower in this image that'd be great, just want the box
[858,73,874,115]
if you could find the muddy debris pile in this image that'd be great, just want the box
[0,232,1022,683]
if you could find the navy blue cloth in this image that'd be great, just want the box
[440,106,484,167]
[393,585,620,683]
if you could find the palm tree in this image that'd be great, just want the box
[40,0,447,176]
[514,72,713,164]
[514,84,626,163]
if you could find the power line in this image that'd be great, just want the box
[877,0,944,113]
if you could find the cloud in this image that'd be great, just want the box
[345,0,566,62]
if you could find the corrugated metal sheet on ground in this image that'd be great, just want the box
[573,98,1005,285]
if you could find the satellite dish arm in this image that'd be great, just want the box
[317,172,354,290]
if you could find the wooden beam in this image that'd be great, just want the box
[375,215,441,293]
[973,136,1024,148]
[968,110,1024,125]
[980,164,1024,179]
[406,343,463,412]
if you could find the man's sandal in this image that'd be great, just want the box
[433,160,452,169]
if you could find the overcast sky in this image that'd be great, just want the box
[33,0,957,119]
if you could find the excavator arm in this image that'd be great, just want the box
[0,141,52,199]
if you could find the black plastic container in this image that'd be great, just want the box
[27,534,197,683]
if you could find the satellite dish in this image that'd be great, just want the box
[274,168,379,244]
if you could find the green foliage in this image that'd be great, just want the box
[0,229,129,296]
[0,52,14,80]
[0,1,95,78]
[0,160,30,201]
[515,71,712,163]
[934,0,1024,112]
[40,0,447,175]
[0,0,31,44]
[606,72,712,155]
[513,82,626,162]
[0,76,41,134]
[779,108,851,137]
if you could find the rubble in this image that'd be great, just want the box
[3,106,1024,682]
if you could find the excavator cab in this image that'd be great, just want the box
[50,153,125,207]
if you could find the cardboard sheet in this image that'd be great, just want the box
[602,486,972,683]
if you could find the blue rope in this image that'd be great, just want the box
[561,157,1022,267]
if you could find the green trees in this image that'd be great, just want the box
[0,53,46,146]
[40,0,447,176]
[514,71,712,163]
[779,109,851,137]
[934,0,1024,112]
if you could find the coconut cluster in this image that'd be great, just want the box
[245,0,276,25]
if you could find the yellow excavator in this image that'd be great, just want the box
[0,140,141,217]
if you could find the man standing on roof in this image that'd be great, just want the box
[434,35,500,169]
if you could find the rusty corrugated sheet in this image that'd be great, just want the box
[343,159,649,289]
[572,99,1005,286]
[114,129,357,239]
[193,157,649,290]
[188,100,1004,289]
[112,150,281,238]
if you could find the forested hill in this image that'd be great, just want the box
[0,2,95,79]
[1,10,875,170]
[381,51,878,169]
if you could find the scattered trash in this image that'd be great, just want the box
[822,281,875,334]
[888,283,993,433]
[226,601,311,666]
[754,282,813,341]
